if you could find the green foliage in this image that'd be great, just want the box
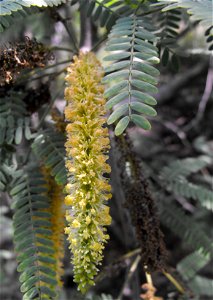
[0,163,12,192]
[79,0,142,30]
[0,0,66,13]
[156,0,213,50]
[168,179,213,211]
[178,249,213,296]
[160,155,211,179]
[162,9,181,39]
[157,0,212,27]
[177,250,211,281]
[158,198,212,254]
[157,155,213,255]
[159,156,213,211]
[0,6,40,32]
[0,0,212,298]
[158,8,182,67]
[0,165,7,192]
[103,16,159,135]
[79,0,117,30]
[32,129,67,185]
[0,91,33,145]
[0,0,67,32]
[188,276,213,297]
[10,167,59,300]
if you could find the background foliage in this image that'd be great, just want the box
[0,0,212,299]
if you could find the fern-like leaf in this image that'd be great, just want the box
[32,129,67,185]
[159,156,213,211]
[79,0,136,30]
[160,155,212,180]
[178,249,213,296]
[159,8,182,40]
[177,250,211,281]
[156,0,212,28]
[0,0,67,32]
[11,167,60,300]
[0,163,20,191]
[0,164,9,192]
[169,179,213,211]
[157,8,182,66]
[158,198,212,255]
[188,275,213,296]
[103,16,160,135]
[0,91,33,145]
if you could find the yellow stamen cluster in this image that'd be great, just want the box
[64,52,112,293]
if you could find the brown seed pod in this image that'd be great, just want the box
[115,135,167,272]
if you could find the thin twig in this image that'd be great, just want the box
[156,61,208,104]
[15,60,71,84]
[139,7,163,17]
[119,248,141,261]
[91,33,108,52]
[184,57,213,130]
[95,248,141,283]
[117,255,141,300]
[50,46,74,52]
[163,271,185,294]
[145,271,153,286]
[79,9,92,51]
[57,12,79,54]
[42,59,72,70]
[159,119,191,148]
[33,69,65,81]
[19,69,65,84]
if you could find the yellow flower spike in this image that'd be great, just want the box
[64,52,111,293]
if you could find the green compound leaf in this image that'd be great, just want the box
[32,129,67,185]
[11,167,61,299]
[0,0,67,32]
[103,15,159,135]
[0,91,33,146]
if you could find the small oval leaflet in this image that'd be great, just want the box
[107,103,129,125]
[115,116,130,136]
[131,102,157,116]
[131,114,151,130]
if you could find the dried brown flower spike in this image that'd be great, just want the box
[0,36,53,85]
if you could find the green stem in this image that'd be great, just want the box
[57,12,79,54]
[50,46,74,52]
[19,69,65,84]
[91,33,108,52]
[163,271,185,294]
[117,255,141,300]
[15,60,71,84]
